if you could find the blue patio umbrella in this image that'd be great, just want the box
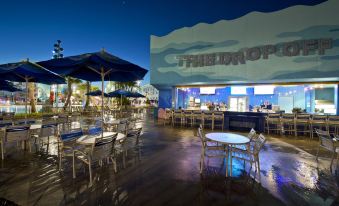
[128,92,145,98]
[0,80,22,92]
[107,89,133,109]
[85,90,109,97]
[0,60,66,116]
[38,50,147,135]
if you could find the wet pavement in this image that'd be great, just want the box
[0,117,339,206]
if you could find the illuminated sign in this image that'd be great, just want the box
[177,38,333,68]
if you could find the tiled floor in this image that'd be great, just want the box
[0,117,338,205]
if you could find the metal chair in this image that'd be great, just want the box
[265,113,281,134]
[295,114,312,138]
[281,113,296,136]
[203,111,214,130]
[35,121,58,152]
[311,115,328,139]
[14,119,36,125]
[73,133,118,187]
[1,125,30,160]
[0,120,13,128]
[58,129,84,171]
[213,111,224,131]
[231,133,266,182]
[183,110,193,127]
[193,110,204,127]
[197,125,225,174]
[315,129,339,172]
[172,110,183,126]
[328,116,339,136]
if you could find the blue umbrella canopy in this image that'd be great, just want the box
[0,60,65,116]
[86,90,108,97]
[107,89,133,98]
[38,50,148,82]
[0,80,22,92]
[0,60,66,84]
[128,92,145,98]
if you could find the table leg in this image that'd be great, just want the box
[225,145,229,177]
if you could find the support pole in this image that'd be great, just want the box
[25,77,28,119]
[101,69,105,138]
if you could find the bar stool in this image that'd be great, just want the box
[183,110,193,127]
[164,109,173,125]
[193,110,204,127]
[213,111,224,131]
[311,115,328,139]
[203,111,214,130]
[281,113,296,136]
[172,110,183,126]
[295,114,312,138]
[265,113,281,135]
[328,116,339,136]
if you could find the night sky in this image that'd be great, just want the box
[0,0,326,84]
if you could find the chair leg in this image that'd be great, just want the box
[257,156,261,183]
[72,152,76,178]
[330,152,335,172]
[316,145,320,161]
[111,157,117,172]
[1,141,4,160]
[88,159,93,187]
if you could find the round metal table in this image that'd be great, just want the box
[205,132,250,177]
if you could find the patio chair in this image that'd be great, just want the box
[315,129,339,172]
[281,113,296,136]
[73,133,118,186]
[213,111,224,131]
[193,110,204,128]
[231,133,266,182]
[198,125,226,174]
[295,114,312,138]
[265,113,281,134]
[328,116,339,136]
[311,115,328,139]
[183,110,193,127]
[34,121,58,152]
[203,111,214,130]
[172,110,183,126]
[58,129,84,171]
[14,118,36,125]
[0,120,13,128]
[1,125,30,160]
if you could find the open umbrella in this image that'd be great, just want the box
[0,60,66,117]
[85,90,109,97]
[128,92,145,98]
[107,89,135,109]
[38,50,147,136]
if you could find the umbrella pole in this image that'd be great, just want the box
[25,77,28,119]
[101,70,105,138]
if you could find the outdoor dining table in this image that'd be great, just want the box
[205,132,250,177]
[76,132,125,145]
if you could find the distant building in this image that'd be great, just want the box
[140,84,159,101]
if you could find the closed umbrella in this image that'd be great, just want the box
[39,50,147,136]
[0,60,66,117]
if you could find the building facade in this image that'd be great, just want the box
[150,0,339,115]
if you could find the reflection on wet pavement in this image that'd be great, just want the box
[0,117,339,205]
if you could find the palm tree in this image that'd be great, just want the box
[28,82,36,113]
[64,77,82,110]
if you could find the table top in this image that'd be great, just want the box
[205,132,250,145]
[77,132,125,145]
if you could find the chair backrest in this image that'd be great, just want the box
[296,114,310,122]
[281,113,295,120]
[312,115,328,122]
[315,129,334,151]
[248,128,257,140]
[5,125,30,142]
[0,120,13,128]
[214,112,224,119]
[91,133,118,162]
[328,115,339,123]
[267,113,280,119]
[40,122,58,137]
[117,122,127,134]
[60,129,83,142]
[253,134,266,154]
[88,126,102,135]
